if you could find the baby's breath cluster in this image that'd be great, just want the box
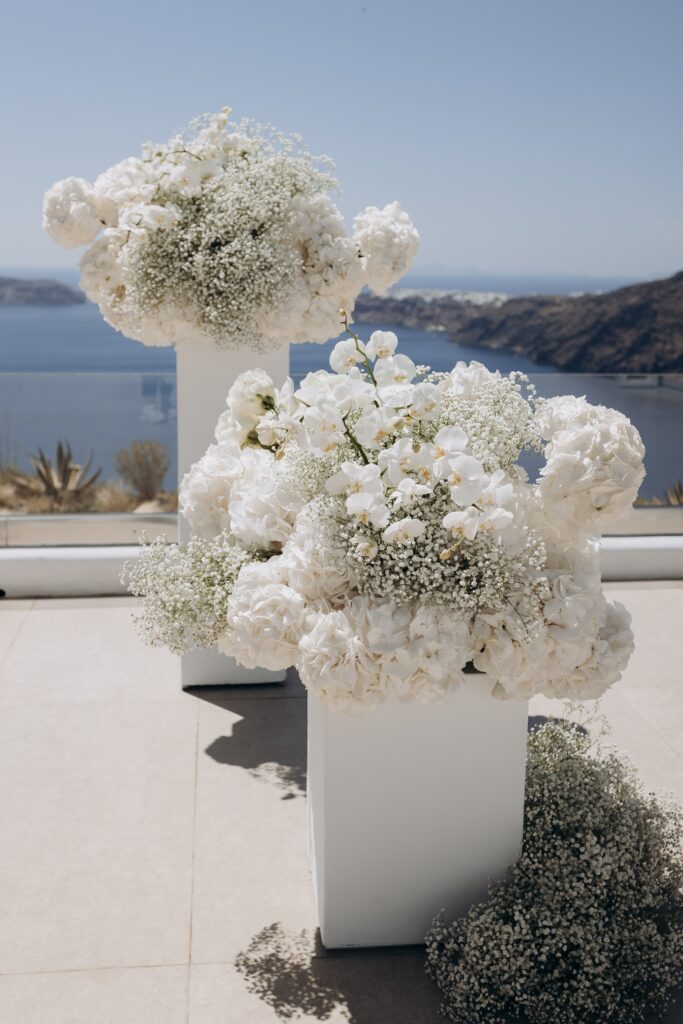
[426,721,683,1024]
[128,327,644,713]
[42,108,419,350]
[341,484,547,621]
[122,533,254,655]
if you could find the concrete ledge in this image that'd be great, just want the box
[2,537,683,599]
[0,546,138,598]
[599,535,683,581]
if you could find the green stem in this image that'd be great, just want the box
[342,416,369,464]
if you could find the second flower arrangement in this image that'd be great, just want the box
[125,326,645,712]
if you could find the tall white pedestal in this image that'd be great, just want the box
[176,341,289,688]
[307,677,528,948]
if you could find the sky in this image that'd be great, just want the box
[1,0,682,277]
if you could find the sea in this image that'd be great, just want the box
[0,270,680,498]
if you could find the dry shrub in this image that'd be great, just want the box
[93,482,136,513]
[115,441,169,502]
[426,721,683,1024]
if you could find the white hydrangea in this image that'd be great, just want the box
[218,559,307,670]
[228,449,305,549]
[537,395,646,534]
[472,537,631,702]
[43,177,116,249]
[43,110,419,350]
[179,442,243,539]
[298,600,381,714]
[353,202,420,295]
[554,599,634,700]
[280,511,357,602]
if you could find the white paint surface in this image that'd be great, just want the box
[307,680,529,948]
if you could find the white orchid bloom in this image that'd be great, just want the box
[354,408,403,449]
[443,506,482,541]
[327,373,376,414]
[346,491,390,528]
[377,383,415,409]
[432,426,469,478]
[390,477,432,508]
[382,517,426,545]
[302,401,346,453]
[330,337,366,374]
[378,438,434,487]
[446,453,489,507]
[354,537,379,560]
[409,382,441,421]
[478,506,515,532]
[374,353,417,387]
[294,370,337,407]
[326,462,383,497]
[365,330,398,361]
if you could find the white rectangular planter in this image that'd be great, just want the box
[176,341,289,688]
[307,676,528,948]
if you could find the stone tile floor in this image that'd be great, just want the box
[0,582,681,1023]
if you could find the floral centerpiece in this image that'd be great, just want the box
[125,325,645,712]
[42,109,419,350]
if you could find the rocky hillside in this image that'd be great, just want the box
[0,276,85,307]
[355,272,683,373]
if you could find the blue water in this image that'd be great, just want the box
[0,297,680,499]
[0,301,549,376]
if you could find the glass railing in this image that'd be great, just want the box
[1,369,681,543]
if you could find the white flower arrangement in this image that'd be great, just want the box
[127,325,645,712]
[43,109,419,350]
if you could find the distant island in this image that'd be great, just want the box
[0,276,85,307]
[355,271,683,373]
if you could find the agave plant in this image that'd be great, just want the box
[12,442,102,502]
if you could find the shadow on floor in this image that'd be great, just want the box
[235,922,442,1023]
[191,687,307,800]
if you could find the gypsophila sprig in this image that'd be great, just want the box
[122,533,256,655]
[43,108,419,350]
[426,721,683,1024]
[127,328,645,713]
